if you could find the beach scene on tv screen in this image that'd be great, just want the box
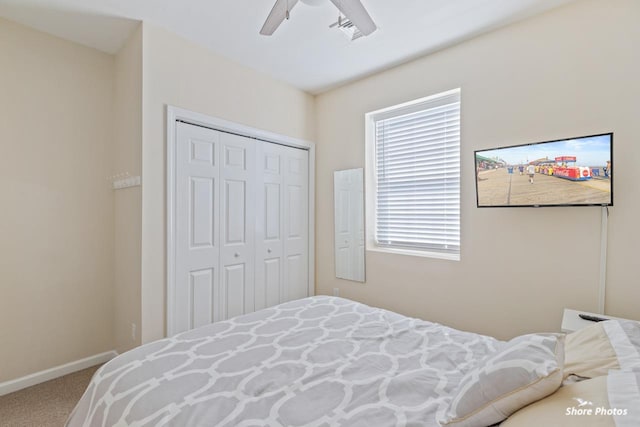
[476,135,612,206]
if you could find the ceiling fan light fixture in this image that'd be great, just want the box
[260,0,376,37]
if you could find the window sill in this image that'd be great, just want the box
[367,245,460,261]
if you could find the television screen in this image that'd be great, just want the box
[475,133,613,207]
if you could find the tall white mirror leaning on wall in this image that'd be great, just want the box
[334,168,365,282]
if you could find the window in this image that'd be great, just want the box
[365,89,460,260]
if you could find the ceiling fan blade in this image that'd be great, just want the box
[329,0,377,36]
[260,0,300,35]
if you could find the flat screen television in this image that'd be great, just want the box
[475,133,613,207]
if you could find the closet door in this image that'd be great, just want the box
[256,143,309,305]
[219,132,256,319]
[283,147,309,301]
[174,122,220,334]
[255,142,285,310]
[171,120,310,335]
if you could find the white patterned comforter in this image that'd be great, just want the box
[67,296,500,427]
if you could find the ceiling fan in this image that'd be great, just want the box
[260,0,377,37]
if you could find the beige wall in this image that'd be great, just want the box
[315,0,640,340]
[140,23,316,342]
[113,25,143,354]
[0,18,115,381]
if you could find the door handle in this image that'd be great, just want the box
[234,252,240,258]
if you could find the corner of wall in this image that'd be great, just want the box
[113,21,143,354]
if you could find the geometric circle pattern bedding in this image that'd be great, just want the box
[67,296,501,427]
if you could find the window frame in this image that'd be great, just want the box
[364,88,461,261]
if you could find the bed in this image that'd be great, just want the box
[66,296,640,427]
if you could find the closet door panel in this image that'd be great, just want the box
[263,258,281,308]
[255,143,284,310]
[224,264,246,319]
[225,180,247,243]
[220,132,256,316]
[283,148,309,302]
[190,178,215,248]
[191,268,215,329]
[175,123,220,333]
[264,183,281,240]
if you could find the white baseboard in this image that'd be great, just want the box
[0,350,118,397]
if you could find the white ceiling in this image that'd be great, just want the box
[0,0,575,94]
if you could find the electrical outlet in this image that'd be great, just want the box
[131,323,137,341]
[333,288,340,297]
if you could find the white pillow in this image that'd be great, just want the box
[440,333,564,427]
[565,320,640,379]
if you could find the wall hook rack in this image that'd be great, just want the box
[108,172,141,190]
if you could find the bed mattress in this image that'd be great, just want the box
[67,296,501,426]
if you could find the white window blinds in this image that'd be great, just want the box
[372,90,460,256]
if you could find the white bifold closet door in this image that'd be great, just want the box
[255,142,309,310]
[173,122,308,334]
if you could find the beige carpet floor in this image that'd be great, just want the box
[0,365,101,427]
